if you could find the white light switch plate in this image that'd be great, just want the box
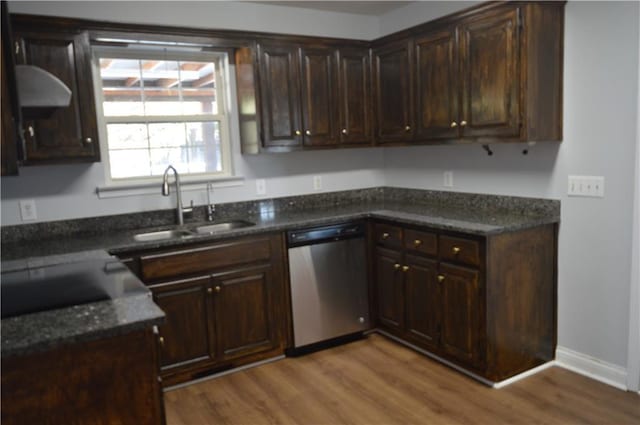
[443,171,454,188]
[313,175,322,191]
[256,179,266,195]
[568,175,605,198]
[19,199,38,221]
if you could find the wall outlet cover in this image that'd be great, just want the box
[568,175,605,198]
[19,199,37,221]
[256,179,266,195]
[443,171,454,188]
[313,175,322,191]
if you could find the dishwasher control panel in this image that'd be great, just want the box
[287,222,365,247]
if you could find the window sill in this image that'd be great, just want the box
[96,175,245,199]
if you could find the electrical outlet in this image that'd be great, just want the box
[256,179,266,195]
[443,171,454,188]
[19,199,37,221]
[313,175,322,191]
[568,175,605,198]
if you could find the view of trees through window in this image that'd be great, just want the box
[97,53,227,180]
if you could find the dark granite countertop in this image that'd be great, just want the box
[0,188,559,358]
[1,196,559,263]
[1,258,165,358]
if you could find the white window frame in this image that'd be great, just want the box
[92,45,234,188]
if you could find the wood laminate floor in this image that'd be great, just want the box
[164,334,640,425]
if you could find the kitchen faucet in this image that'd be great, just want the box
[162,165,192,226]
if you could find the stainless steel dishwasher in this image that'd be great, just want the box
[287,222,370,353]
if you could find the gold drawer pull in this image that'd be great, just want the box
[450,121,458,128]
[402,265,409,272]
[452,246,461,255]
[207,288,213,294]
[159,336,165,346]
[394,263,401,270]
[382,232,390,240]
[215,286,222,293]
[414,239,422,246]
[437,275,445,283]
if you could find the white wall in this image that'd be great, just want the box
[1,1,385,225]
[382,1,640,373]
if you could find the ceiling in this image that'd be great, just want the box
[249,1,414,16]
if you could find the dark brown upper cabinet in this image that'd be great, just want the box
[1,2,20,176]
[257,43,303,150]
[299,47,338,147]
[336,47,372,145]
[375,1,564,145]
[12,18,100,164]
[256,42,340,151]
[414,29,459,141]
[459,8,520,139]
[372,40,414,144]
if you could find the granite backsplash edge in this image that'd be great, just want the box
[1,187,560,244]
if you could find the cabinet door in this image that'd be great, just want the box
[299,47,338,146]
[439,263,482,367]
[459,8,520,138]
[414,29,459,141]
[404,255,440,350]
[337,47,372,145]
[15,30,99,163]
[151,276,216,371]
[212,264,278,362]
[1,28,19,176]
[372,40,413,143]
[257,43,302,149]
[375,247,405,331]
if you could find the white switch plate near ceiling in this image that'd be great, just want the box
[19,199,38,221]
[568,175,605,198]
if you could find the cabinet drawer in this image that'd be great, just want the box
[140,237,272,281]
[374,223,403,247]
[404,229,437,257]
[439,235,481,267]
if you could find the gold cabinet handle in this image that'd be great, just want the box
[394,263,401,270]
[26,126,35,137]
[84,137,93,145]
[295,130,302,136]
[452,246,461,255]
[207,287,213,294]
[14,41,19,55]
[402,265,410,272]
[437,275,445,283]
[341,128,348,135]
[405,125,411,132]
[305,130,311,136]
[450,121,458,128]
[158,336,165,346]
[382,232,390,240]
[460,120,467,127]
[414,239,422,246]
[214,285,222,293]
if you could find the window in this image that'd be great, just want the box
[94,46,232,183]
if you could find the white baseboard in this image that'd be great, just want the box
[555,346,628,391]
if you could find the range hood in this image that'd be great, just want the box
[15,64,72,119]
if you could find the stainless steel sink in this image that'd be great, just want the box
[193,220,255,234]
[133,229,194,242]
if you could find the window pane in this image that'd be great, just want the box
[181,61,218,114]
[109,149,151,179]
[99,58,144,116]
[141,60,182,115]
[186,121,222,172]
[107,124,148,150]
[148,123,186,148]
[149,147,186,176]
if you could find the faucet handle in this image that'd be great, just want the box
[183,200,194,214]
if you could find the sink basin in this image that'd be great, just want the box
[133,229,194,242]
[193,220,255,234]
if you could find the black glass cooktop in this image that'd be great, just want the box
[1,258,148,319]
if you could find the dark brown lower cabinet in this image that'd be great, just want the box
[1,328,165,425]
[373,221,556,383]
[120,233,290,387]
